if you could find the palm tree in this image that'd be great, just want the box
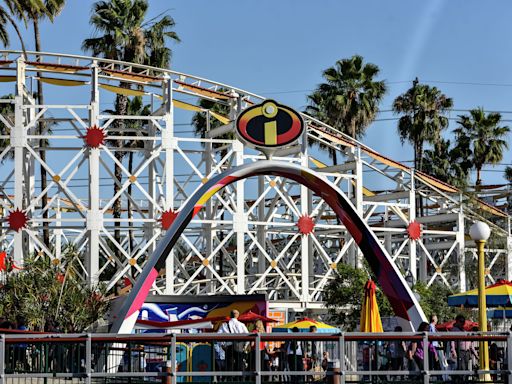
[15,0,66,246]
[393,79,453,173]
[82,0,179,249]
[422,138,469,188]
[306,55,386,155]
[505,167,512,184]
[454,107,510,187]
[0,0,48,53]
[305,90,341,163]
[192,98,232,143]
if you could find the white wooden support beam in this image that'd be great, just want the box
[87,61,100,286]
[300,121,310,303]
[234,140,246,294]
[12,57,26,265]
[457,196,466,292]
[163,73,175,294]
[409,169,417,283]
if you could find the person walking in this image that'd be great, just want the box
[428,315,441,373]
[214,341,226,375]
[307,326,319,370]
[218,310,249,374]
[450,315,478,383]
[388,326,406,380]
[407,322,428,371]
[286,327,304,384]
[251,320,268,372]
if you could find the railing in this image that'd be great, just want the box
[0,332,510,383]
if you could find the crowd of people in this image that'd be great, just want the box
[215,310,507,383]
[216,310,328,382]
[370,314,505,382]
[0,309,507,382]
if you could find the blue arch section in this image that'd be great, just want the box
[112,160,426,333]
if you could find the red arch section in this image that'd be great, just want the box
[112,161,426,333]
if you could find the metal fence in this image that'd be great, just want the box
[0,332,510,383]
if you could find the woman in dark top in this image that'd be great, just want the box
[408,322,435,371]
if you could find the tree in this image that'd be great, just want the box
[413,282,469,323]
[324,263,392,331]
[306,55,386,163]
[192,98,232,144]
[393,79,453,173]
[422,138,470,188]
[0,248,109,332]
[504,167,512,184]
[305,90,340,163]
[454,107,510,187]
[14,0,66,246]
[0,0,48,53]
[82,0,180,250]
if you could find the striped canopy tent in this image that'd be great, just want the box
[487,308,512,319]
[271,318,340,333]
[448,279,512,307]
[360,279,384,333]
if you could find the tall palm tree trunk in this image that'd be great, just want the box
[5,12,27,55]
[476,168,482,190]
[113,90,128,256]
[350,119,356,140]
[34,20,49,247]
[417,142,424,173]
[414,141,424,217]
[330,148,337,166]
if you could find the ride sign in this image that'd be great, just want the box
[236,100,304,157]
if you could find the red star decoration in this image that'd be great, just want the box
[297,214,315,235]
[56,273,65,284]
[160,209,179,230]
[7,208,28,232]
[84,125,106,148]
[407,221,422,240]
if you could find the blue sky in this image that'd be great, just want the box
[8,0,512,184]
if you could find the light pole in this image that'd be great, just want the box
[469,221,491,381]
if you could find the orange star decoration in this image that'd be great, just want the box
[8,208,28,232]
[297,214,315,235]
[160,209,179,230]
[84,125,106,148]
[407,221,422,240]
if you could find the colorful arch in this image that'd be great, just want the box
[111,160,426,333]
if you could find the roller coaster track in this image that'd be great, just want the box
[0,50,510,309]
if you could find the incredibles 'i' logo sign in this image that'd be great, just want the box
[236,100,304,151]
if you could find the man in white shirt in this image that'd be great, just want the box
[218,310,249,373]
